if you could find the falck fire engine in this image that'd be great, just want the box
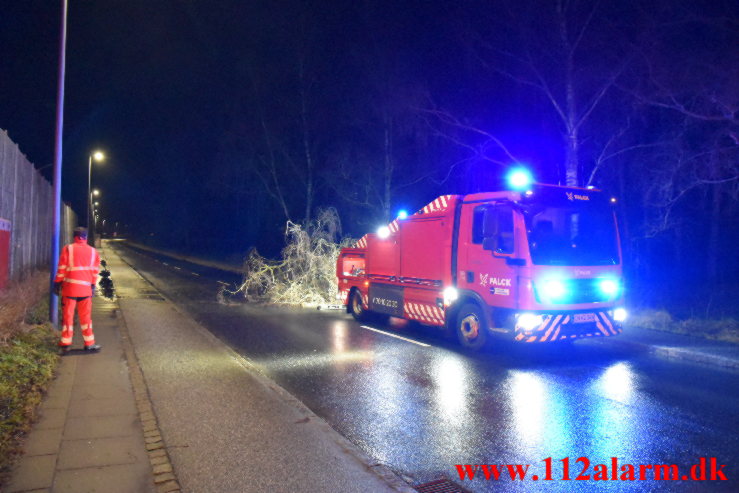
[336,170,627,349]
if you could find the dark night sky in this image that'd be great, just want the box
[1,1,737,306]
[1,1,470,251]
[3,7,395,201]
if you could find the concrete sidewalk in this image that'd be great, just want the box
[9,242,410,493]
[6,295,160,492]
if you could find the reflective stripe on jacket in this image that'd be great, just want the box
[54,238,100,297]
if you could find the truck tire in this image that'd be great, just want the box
[456,303,490,351]
[350,289,370,322]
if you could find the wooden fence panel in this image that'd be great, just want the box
[0,129,77,283]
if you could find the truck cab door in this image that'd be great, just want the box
[460,203,519,313]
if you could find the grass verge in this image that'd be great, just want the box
[628,309,739,344]
[0,276,59,487]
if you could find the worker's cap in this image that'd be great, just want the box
[73,227,88,238]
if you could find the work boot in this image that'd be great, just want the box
[84,344,102,352]
[58,346,70,356]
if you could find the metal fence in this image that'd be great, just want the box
[0,129,76,282]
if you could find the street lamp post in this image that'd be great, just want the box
[50,0,69,325]
[86,151,104,243]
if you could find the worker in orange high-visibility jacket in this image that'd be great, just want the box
[53,227,101,353]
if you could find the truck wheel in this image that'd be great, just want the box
[350,290,370,322]
[456,303,490,350]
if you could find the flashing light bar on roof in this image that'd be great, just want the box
[506,167,534,190]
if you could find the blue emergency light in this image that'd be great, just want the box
[397,210,408,220]
[598,278,620,298]
[506,167,534,190]
[542,278,567,301]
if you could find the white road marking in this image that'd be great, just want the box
[360,325,430,347]
[162,262,169,266]
[173,266,181,270]
[216,281,229,286]
[191,272,200,277]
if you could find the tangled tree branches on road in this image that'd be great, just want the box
[221,208,354,305]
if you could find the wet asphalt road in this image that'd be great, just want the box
[108,241,739,492]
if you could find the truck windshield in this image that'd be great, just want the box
[523,202,619,266]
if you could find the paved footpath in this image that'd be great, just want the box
[6,294,158,492]
[7,242,409,493]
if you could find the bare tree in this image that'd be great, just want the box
[625,1,739,281]
[460,0,638,185]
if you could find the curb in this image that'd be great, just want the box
[117,308,182,493]
[111,243,416,493]
[104,247,183,493]
[606,338,739,370]
[651,345,739,369]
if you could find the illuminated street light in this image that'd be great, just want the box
[86,150,105,243]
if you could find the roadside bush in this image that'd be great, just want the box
[627,309,739,344]
[0,281,58,486]
[224,208,355,305]
[626,309,674,332]
[0,272,48,346]
[675,318,739,344]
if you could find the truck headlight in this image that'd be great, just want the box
[517,313,544,331]
[613,307,627,322]
[443,286,458,306]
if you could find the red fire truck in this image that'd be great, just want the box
[336,175,626,349]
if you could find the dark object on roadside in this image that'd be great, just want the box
[84,344,102,352]
[98,259,115,298]
[59,346,69,356]
[54,282,62,295]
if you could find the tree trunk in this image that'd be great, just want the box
[559,2,579,187]
[564,127,579,186]
[299,61,314,224]
[300,99,314,224]
[707,184,721,283]
[382,111,394,222]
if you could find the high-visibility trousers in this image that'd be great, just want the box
[60,296,95,347]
